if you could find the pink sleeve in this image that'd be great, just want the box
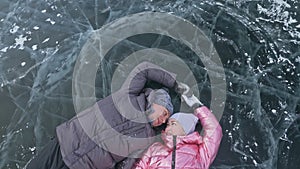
[194,106,223,168]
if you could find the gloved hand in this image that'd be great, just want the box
[174,81,193,97]
[181,94,203,109]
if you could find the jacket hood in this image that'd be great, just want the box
[161,131,203,149]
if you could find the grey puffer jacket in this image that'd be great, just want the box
[56,62,177,169]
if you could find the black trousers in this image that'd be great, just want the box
[26,138,69,169]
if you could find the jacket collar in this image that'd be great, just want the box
[161,131,203,149]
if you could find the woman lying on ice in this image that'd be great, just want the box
[134,95,223,169]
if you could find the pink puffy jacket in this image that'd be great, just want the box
[134,106,223,169]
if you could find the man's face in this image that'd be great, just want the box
[165,118,186,136]
[148,103,170,127]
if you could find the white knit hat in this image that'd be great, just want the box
[170,113,198,135]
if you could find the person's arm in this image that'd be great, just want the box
[121,61,177,95]
[115,157,137,169]
[194,106,223,168]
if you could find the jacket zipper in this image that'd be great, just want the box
[172,135,177,169]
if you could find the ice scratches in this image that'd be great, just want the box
[257,0,300,39]
[232,141,260,167]
[0,0,299,169]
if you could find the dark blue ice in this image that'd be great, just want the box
[0,0,299,168]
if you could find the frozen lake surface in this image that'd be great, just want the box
[0,0,299,168]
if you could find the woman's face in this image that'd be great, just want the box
[147,103,170,127]
[165,118,186,136]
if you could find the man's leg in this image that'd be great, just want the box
[26,137,69,169]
